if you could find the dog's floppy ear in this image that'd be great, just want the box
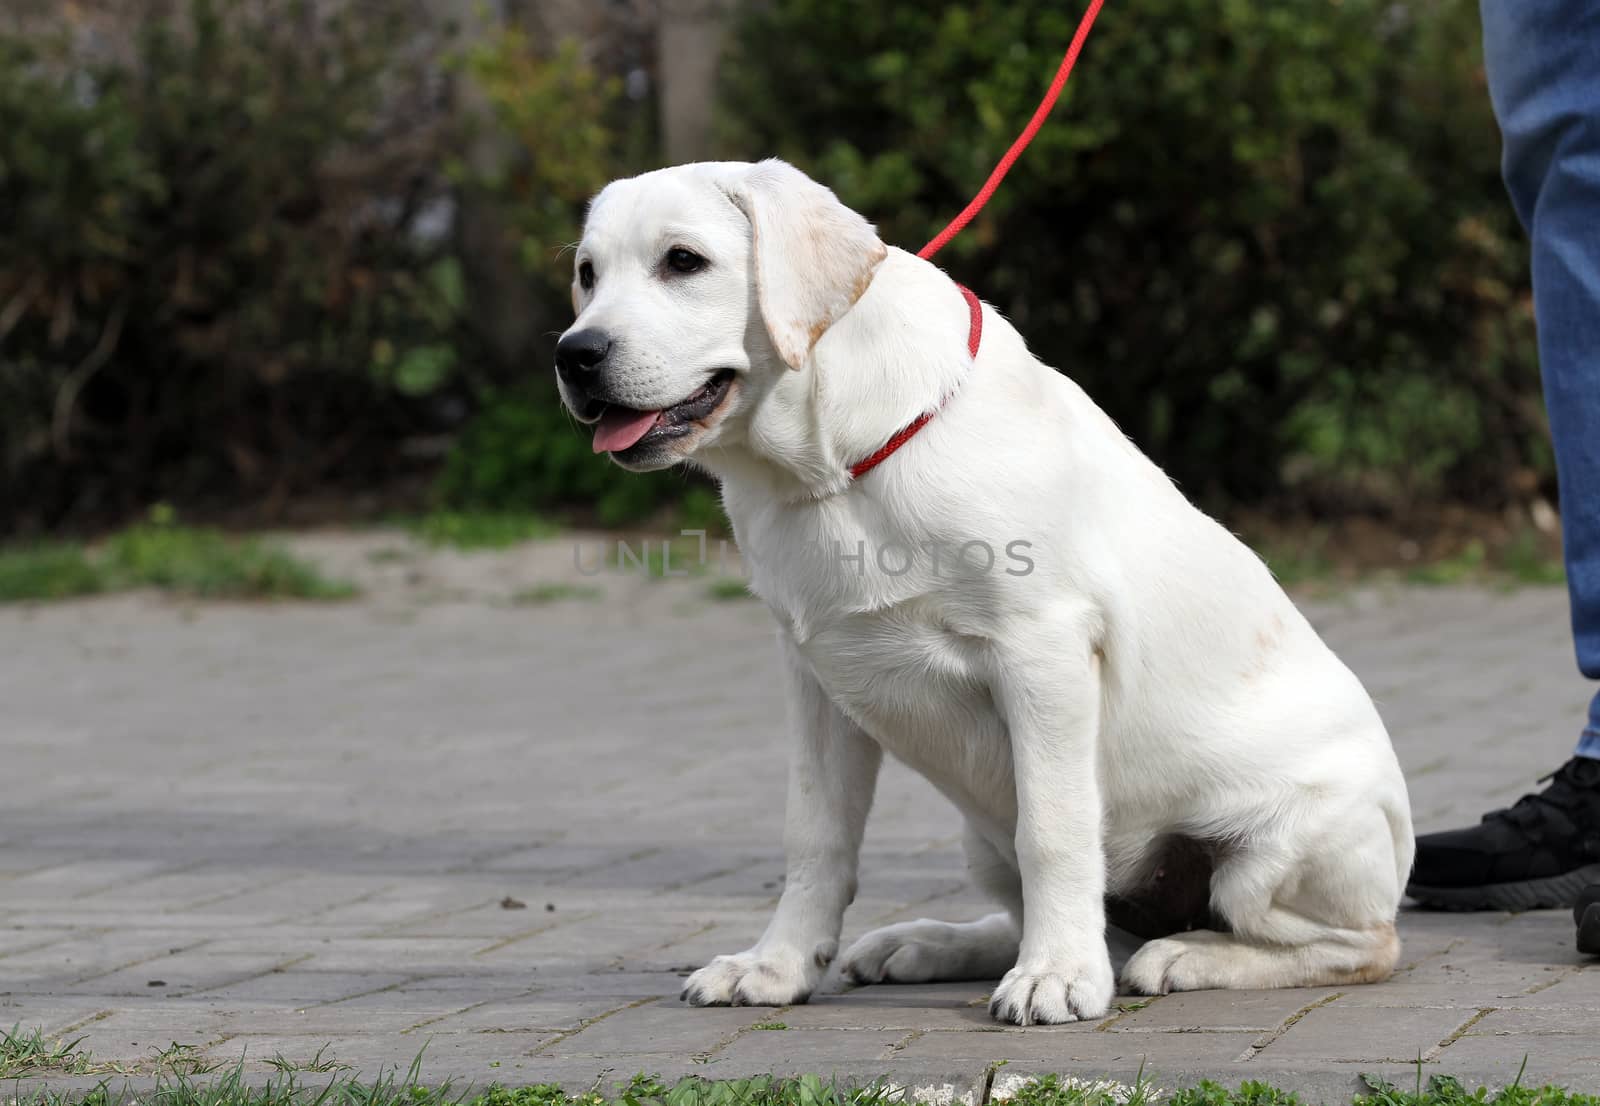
[721,159,888,369]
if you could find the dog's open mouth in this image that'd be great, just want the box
[591,370,736,455]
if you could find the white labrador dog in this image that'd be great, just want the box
[555,159,1414,1025]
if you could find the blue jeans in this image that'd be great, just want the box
[1480,0,1600,758]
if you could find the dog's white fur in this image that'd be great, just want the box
[561,160,1414,1025]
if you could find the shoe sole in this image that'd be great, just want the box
[1581,904,1600,956]
[1407,862,1600,911]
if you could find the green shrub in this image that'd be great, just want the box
[720,0,1544,513]
[0,2,680,532]
[434,31,699,525]
[0,0,470,532]
[453,32,621,297]
[4,0,1534,532]
[435,388,686,527]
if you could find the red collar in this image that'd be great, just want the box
[847,283,982,481]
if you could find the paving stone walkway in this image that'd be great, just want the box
[2,533,1598,1101]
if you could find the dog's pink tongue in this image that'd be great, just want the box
[592,407,661,454]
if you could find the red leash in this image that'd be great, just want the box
[918,0,1106,262]
[848,0,1105,480]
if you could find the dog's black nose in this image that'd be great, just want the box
[555,329,611,385]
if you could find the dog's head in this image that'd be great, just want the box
[555,159,887,471]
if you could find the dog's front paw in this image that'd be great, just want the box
[988,955,1113,1026]
[681,946,823,1007]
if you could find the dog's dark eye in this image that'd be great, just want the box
[664,247,707,275]
[578,260,595,291]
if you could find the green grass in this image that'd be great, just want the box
[705,578,754,601]
[511,582,604,605]
[0,1027,232,1079]
[1499,529,1566,586]
[1249,526,1566,593]
[0,519,354,604]
[0,545,106,603]
[1405,539,1490,586]
[1352,1071,1596,1106]
[3,1030,1596,1106]
[1402,535,1563,590]
[0,1024,96,1078]
[636,539,710,578]
[577,537,714,579]
[101,525,354,600]
[10,1074,1599,1106]
[671,487,730,538]
[405,511,561,550]
[145,1043,224,1077]
[1251,533,1336,590]
[264,1045,348,1075]
[2,1057,1596,1106]
[1002,1073,1161,1106]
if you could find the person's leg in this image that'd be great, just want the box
[1406,0,1600,911]
[1582,702,1600,760]
[1481,0,1600,753]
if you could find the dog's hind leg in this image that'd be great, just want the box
[1122,801,1406,994]
[1121,921,1400,994]
[839,823,1021,984]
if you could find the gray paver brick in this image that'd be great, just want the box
[201,938,491,974]
[419,996,637,1034]
[0,930,72,958]
[544,1002,771,1058]
[198,971,415,1005]
[2,558,1599,1091]
[780,988,995,1032]
[1252,1005,1478,1065]
[894,1027,1264,1067]
[202,1032,563,1077]
[0,933,199,986]
[1435,1032,1600,1072]
[64,950,299,998]
[715,1029,911,1065]
[1468,1008,1600,1036]
[0,995,114,1035]
[49,1011,238,1064]
[1108,990,1341,1033]
[523,971,689,999]
[207,1006,469,1038]
[1504,968,1600,1008]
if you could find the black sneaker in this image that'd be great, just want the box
[1578,885,1600,955]
[1407,756,1600,910]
